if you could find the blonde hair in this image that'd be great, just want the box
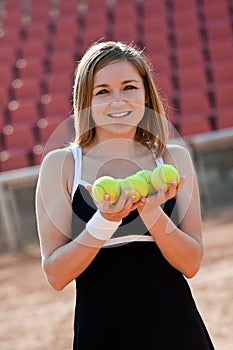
[72,41,168,158]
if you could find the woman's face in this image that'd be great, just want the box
[91,60,146,140]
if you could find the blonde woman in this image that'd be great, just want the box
[36,41,215,349]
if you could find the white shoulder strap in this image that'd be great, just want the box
[70,145,82,201]
[151,146,164,166]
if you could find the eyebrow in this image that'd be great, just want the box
[93,79,140,90]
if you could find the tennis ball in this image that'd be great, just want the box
[92,176,120,204]
[118,174,148,203]
[136,169,156,195]
[151,164,180,192]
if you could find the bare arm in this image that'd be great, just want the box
[36,149,103,291]
[36,149,140,291]
[138,145,204,278]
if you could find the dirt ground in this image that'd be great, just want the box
[0,208,232,350]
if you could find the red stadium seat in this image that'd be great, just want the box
[86,0,106,9]
[211,61,233,87]
[203,1,229,22]
[177,116,212,137]
[16,58,45,79]
[53,16,79,36]
[32,144,43,166]
[146,51,171,74]
[216,110,233,130]
[154,73,173,97]
[3,124,35,151]
[144,32,170,54]
[40,94,72,121]
[0,45,17,65]
[11,78,42,102]
[18,40,47,60]
[112,2,138,43]
[0,64,13,87]
[8,100,39,125]
[22,1,53,24]
[143,0,166,18]
[0,149,30,171]
[57,1,79,16]
[0,9,23,28]
[208,40,233,64]
[2,0,25,10]
[43,73,72,96]
[173,8,199,30]
[177,67,207,93]
[49,33,78,54]
[36,117,73,147]
[176,47,204,69]
[82,9,108,46]
[37,118,63,144]
[144,4,167,34]
[48,53,76,74]
[206,19,232,44]
[22,22,51,41]
[215,85,233,111]
[0,109,5,130]
[178,91,210,118]
[175,28,202,50]
[0,87,10,108]
[0,28,19,46]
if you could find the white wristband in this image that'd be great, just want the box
[86,210,122,241]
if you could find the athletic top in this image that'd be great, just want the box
[70,144,215,350]
[70,145,164,247]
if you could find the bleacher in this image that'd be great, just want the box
[0,0,232,250]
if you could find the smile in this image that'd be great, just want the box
[107,111,131,118]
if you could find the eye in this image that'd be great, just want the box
[124,85,137,90]
[95,89,109,95]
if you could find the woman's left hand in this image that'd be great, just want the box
[138,175,186,211]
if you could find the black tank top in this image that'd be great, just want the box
[71,184,215,350]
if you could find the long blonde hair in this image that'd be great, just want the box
[73,41,168,158]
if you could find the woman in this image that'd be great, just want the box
[36,41,215,349]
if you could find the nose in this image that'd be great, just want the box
[111,91,126,106]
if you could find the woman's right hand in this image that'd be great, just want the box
[86,186,146,222]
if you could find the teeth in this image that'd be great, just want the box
[108,112,130,118]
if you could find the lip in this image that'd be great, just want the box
[107,111,131,118]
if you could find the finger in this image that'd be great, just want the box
[99,195,111,213]
[157,185,166,200]
[131,198,147,211]
[167,180,178,197]
[114,190,131,208]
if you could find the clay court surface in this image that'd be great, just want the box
[0,208,232,350]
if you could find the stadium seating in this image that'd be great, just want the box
[0,0,232,172]
[0,149,30,171]
[7,100,39,126]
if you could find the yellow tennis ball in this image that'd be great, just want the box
[136,169,156,195]
[118,174,148,203]
[92,176,120,204]
[151,164,180,192]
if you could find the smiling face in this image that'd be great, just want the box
[91,60,146,142]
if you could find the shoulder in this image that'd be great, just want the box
[40,147,74,171]
[38,147,75,195]
[163,144,194,173]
